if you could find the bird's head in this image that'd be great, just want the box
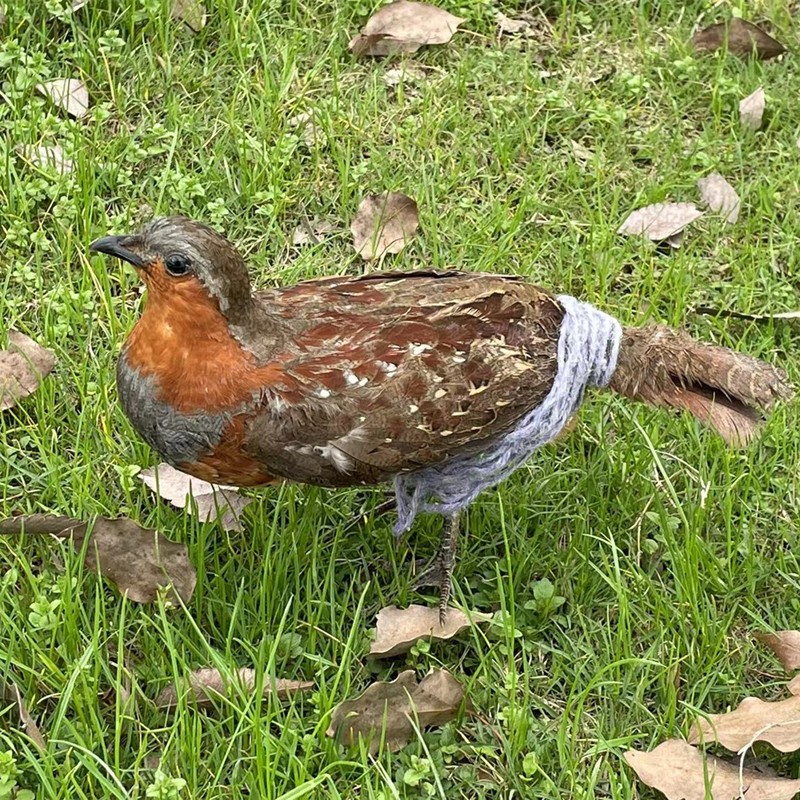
[90,216,253,318]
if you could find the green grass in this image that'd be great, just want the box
[1,0,800,797]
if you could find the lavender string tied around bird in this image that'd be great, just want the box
[393,295,623,534]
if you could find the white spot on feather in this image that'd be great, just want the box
[434,388,447,399]
[409,343,432,356]
[316,388,332,399]
[344,371,359,385]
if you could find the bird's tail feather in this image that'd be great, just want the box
[607,326,793,446]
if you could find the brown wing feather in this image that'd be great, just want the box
[242,271,563,487]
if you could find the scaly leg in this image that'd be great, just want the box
[413,511,461,626]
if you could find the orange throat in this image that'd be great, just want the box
[122,280,282,486]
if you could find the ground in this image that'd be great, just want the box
[1,0,799,797]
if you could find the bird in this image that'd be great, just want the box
[90,216,793,622]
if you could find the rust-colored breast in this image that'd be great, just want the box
[122,278,286,485]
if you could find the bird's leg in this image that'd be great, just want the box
[413,511,461,626]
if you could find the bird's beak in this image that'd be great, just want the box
[89,235,146,269]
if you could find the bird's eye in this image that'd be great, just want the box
[165,253,191,276]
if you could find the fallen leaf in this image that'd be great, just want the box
[1,683,46,751]
[692,19,785,60]
[0,514,196,604]
[495,11,533,35]
[350,192,419,260]
[139,463,252,532]
[756,631,800,671]
[625,739,800,800]
[789,675,800,696]
[617,202,704,243]
[740,87,766,131]
[693,306,800,322]
[287,111,324,147]
[155,668,313,709]
[0,331,56,411]
[382,62,428,87]
[37,78,89,119]
[172,0,206,31]
[17,144,74,176]
[690,693,800,753]
[369,604,491,659]
[349,1,464,57]
[291,216,336,246]
[697,172,740,224]
[327,668,463,754]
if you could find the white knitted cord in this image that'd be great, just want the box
[393,295,622,534]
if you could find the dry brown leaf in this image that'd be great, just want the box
[291,216,336,246]
[617,202,704,243]
[155,668,313,709]
[287,111,324,147]
[692,19,785,60]
[741,87,766,131]
[690,694,800,753]
[17,144,74,176]
[172,0,206,31]
[625,739,800,800]
[351,192,419,260]
[327,668,463,754]
[0,514,196,604]
[697,172,740,224]
[788,675,800,696]
[37,78,89,119]
[369,604,491,659]
[1,683,46,751]
[0,331,56,411]
[383,62,429,87]
[756,631,800,671]
[139,463,251,532]
[495,11,534,35]
[349,1,464,57]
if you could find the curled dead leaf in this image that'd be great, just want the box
[1,683,46,751]
[139,463,251,532]
[0,331,55,411]
[625,739,800,800]
[17,144,74,176]
[37,78,89,119]
[740,87,766,131]
[756,631,800,672]
[369,604,491,659]
[0,514,196,604]
[327,669,463,754]
[291,216,336,246]
[692,19,785,60]
[690,693,800,753]
[382,62,429,87]
[155,667,313,709]
[350,192,419,260]
[287,111,324,147]
[697,172,740,224]
[349,1,464,57]
[495,11,535,36]
[172,0,206,31]
[617,202,703,244]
